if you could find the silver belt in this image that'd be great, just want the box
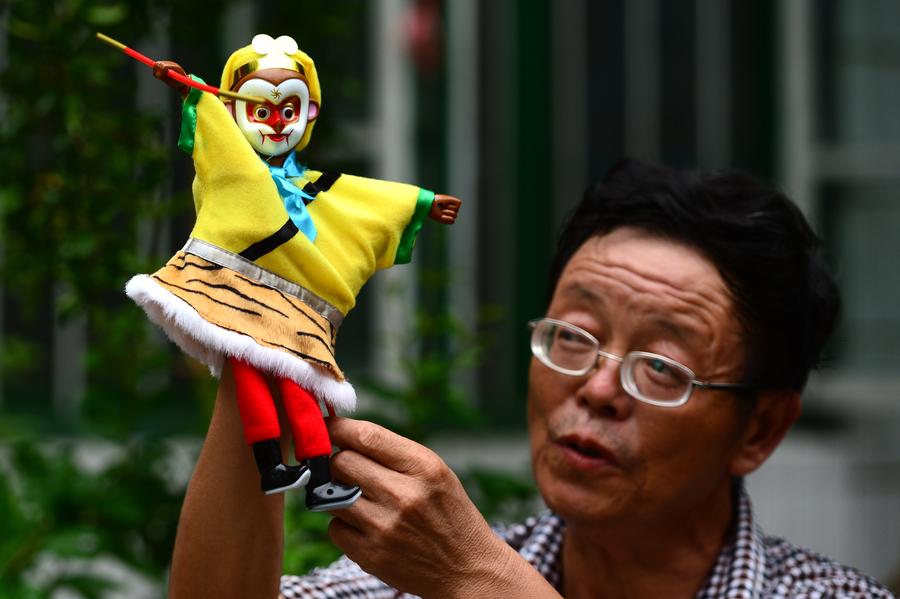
[181,238,344,329]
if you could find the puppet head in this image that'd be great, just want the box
[221,34,321,157]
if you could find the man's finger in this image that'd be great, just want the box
[329,446,405,500]
[327,417,435,474]
[326,494,383,531]
[327,515,367,556]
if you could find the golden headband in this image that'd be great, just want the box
[232,60,306,87]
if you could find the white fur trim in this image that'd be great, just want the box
[125,274,356,412]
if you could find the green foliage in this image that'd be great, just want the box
[0,439,183,596]
[2,2,167,310]
[354,305,487,442]
[282,497,342,575]
[0,0,216,435]
[0,0,225,594]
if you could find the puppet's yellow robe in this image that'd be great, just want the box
[126,89,432,411]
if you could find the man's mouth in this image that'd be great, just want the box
[555,434,620,468]
[266,133,287,143]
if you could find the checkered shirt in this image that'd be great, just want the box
[280,490,895,598]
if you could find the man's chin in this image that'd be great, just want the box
[536,462,632,524]
[543,488,632,527]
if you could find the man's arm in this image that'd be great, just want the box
[168,364,286,599]
[169,370,561,598]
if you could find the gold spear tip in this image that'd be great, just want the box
[96,32,126,50]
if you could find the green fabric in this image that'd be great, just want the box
[394,188,434,265]
[177,75,204,155]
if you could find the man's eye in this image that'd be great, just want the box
[556,330,592,348]
[642,358,682,383]
[650,358,671,374]
[254,106,271,120]
[281,106,296,120]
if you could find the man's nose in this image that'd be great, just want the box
[273,119,285,133]
[575,358,634,420]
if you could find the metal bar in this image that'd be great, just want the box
[624,0,660,160]
[695,0,731,167]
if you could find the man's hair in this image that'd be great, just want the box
[549,158,841,392]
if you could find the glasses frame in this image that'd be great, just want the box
[529,317,750,407]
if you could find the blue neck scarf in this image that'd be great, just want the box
[266,151,317,242]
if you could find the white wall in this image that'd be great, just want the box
[748,429,900,584]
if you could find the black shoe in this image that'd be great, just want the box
[305,481,362,511]
[252,438,310,495]
[262,463,311,495]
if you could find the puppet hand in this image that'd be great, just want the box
[153,60,190,96]
[428,194,462,225]
[325,418,517,598]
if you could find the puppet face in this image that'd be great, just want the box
[233,76,312,157]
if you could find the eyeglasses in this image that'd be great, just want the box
[529,318,750,407]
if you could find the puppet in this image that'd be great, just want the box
[105,33,461,510]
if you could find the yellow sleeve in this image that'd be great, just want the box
[178,88,289,254]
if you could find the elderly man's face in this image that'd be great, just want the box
[528,227,750,527]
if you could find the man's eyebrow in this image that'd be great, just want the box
[561,282,606,307]
[651,316,701,345]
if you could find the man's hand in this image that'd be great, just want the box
[428,194,461,224]
[325,417,520,598]
[153,60,190,97]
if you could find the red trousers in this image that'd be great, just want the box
[229,357,332,460]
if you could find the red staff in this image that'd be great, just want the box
[96,32,266,104]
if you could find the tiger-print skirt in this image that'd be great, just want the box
[125,251,357,411]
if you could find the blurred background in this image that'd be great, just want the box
[1,0,898,596]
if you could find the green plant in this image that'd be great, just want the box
[353,304,487,442]
[0,0,220,436]
[0,1,226,594]
[0,439,183,597]
[282,498,342,576]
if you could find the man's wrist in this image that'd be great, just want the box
[438,537,561,599]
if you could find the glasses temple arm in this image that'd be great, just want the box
[693,381,761,391]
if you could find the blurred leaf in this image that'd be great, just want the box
[47,574,117,599]
[86,4,127,26]
[7,18,43,41]
[43,529,101,559]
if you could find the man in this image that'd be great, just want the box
[169,159,894,598]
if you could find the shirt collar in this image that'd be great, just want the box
[696,488,767,598]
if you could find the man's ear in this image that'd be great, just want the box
[729,389,801,477]
[308,101,319,121]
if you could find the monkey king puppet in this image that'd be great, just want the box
[126,34,461,510]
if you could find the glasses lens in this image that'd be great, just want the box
[626,354,692,403]
[532,320,596,374]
